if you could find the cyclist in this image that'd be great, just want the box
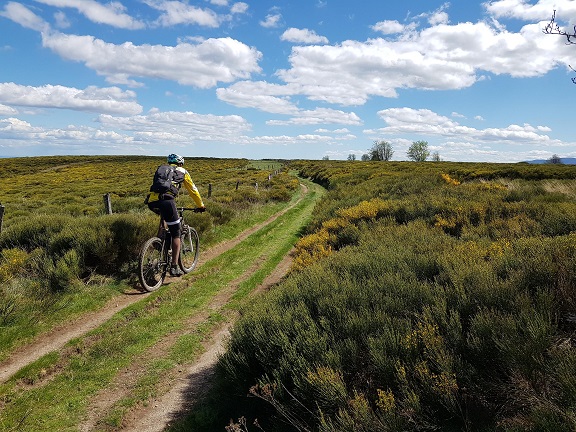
[147,153,206,277]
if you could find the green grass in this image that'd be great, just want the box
[245,160,285,171]
[0,279,127,364]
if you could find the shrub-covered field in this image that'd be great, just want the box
[215,161,576,432]
[0,155,297,362]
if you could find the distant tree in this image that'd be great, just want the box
[370,140,394,161]
[361,154,371,161]
[407,140,430,162]
[547,154,563,164]
[347,153,357,161]
[322,156,330,160]
[544,11,576,83]
[431,151,441,162]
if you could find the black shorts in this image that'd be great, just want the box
[148,194,181,237]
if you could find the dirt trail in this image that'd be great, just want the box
[0,295,138,383]
[78,246,292,432]
[120,254,293,432]
[124,325,231,432]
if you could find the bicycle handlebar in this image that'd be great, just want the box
[177,207,206,213]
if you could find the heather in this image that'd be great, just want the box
[217,161,576,432]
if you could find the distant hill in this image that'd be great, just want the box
[525,157,576,165]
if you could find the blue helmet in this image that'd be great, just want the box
[167,153,184,165]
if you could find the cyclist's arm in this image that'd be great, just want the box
[182,171,204,208]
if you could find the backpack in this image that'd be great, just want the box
[150,164,183,195]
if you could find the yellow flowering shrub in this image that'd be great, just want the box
[441,173,461,186]
[404,321,444,355]
[432,371,459,395]
[336,198,388,221]
[348,392,371,418]
[293,199,392,271]
[321,217,349,231]
[434,203,488,236]
[375,388,396,413]
[0,248,28,283]
[304,366,347,404]
[291,228,334,271]
[306,366,343,384]
[485,239,511,260]
[434,214,459,231]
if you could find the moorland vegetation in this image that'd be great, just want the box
[211,160,576,432]
[0,156,295,363]
[2,156,576,432]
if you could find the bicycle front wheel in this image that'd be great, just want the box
[179,226,199,273]
[138,237,166,291]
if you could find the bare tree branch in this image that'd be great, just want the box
[543,10,576,44]
[544,10,576,84]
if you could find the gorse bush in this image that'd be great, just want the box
[0,213,154,277]
[218,160,576,431]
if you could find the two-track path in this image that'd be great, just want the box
[0,181,320,431]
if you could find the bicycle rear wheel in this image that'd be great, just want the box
[138,237,166,291]
[179,226,199,273]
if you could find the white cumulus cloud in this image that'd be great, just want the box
[34,0,145,29]
[485,0,576,21]
[0,104,18,116]
[281,28,329,44]
[98,110,252,143]
[373,107,561,145]
[41,32,262,88]
[371,20,406,35]
[217,81,299,114]
[273,19,570,105]
[260,13,281,28]
[0,83,142,115]
[145,0,220,27]
[0,2,50,32]
[231,2,249,14]
[266,108,362,126]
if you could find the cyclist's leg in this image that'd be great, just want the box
[147,201,166,238]
[157,196,183,275]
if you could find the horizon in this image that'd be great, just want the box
[1,1,576,162]
[2,154,576,165]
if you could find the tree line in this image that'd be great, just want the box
[345,140,439,162]
[343,143,566,164]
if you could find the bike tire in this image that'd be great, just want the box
[179,226,199,273]
[138,236,166,291]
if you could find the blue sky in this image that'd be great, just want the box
[1,0,576,162]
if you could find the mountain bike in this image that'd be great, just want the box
[138,207,201,292]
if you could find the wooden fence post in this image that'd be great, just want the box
[208,183,212,198]
[0,203,4,234]
[103,193,113,215]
